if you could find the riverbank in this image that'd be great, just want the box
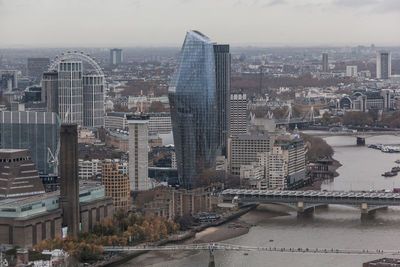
[98,205,258,267]
[124,204,291,266]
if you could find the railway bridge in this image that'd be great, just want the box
[221,189,400,216]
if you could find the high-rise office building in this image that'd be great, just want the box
[42,71,58,111]
[376,51,391,79]
[214,44,231,156]
[110,48,123,65]
[230,93,247,135]
[0,149,45,199]
[168,30,218,189]
[322,52,329,72]
[58,61,83,124]
[102,161,130,211]
[0,111,61,175]
[128,115,149,191]
[27,58,50,82]
[83,74,104,128]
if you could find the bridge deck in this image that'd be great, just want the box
[222,189,400,206]
[104,242,400,256]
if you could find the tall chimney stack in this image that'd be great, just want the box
[60,124,80,238]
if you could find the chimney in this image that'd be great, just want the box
[60,124,80,238]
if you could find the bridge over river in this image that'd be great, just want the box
[104,242,400,267]
[221,189,400,216]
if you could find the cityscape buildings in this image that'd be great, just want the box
[376,51,391,79]
[0,70,18,91]
[168,30,218,189]
[346,65,358,77]
[128,115,149,191]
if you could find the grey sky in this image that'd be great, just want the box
[0,0,399,47]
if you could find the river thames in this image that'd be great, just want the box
[138,135,400,267]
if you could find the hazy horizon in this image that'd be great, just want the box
[0,0,399,48]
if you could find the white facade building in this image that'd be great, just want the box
[83,74,104,128]
[230,93,247,135]
[58,61,83,124]
[148,113,172,133]
[346,66,358,77]
[78,159,102,180]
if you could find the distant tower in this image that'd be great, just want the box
[58,61,83,124]
[60,124,80,238]
[83,74,104,127]
[230,93,248,135]
[322,52,329,72]
[128,115,149,191]
[109,49,123,65]
[376,51,391,79]
[214,44,231,157]
[42,71,58,112]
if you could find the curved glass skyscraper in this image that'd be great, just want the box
[169,30,217,189]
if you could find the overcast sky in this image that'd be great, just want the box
[0,0,399,47]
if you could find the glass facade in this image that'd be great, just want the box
[168,30,217,189]
[0,111,61,175]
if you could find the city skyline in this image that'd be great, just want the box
[0,0,400,47]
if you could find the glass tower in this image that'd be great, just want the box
[169,30,217,189]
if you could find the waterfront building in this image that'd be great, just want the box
[168,30,218,189]
[214,44,231,156]
[58,61,83,124]
[102,161,130,211]
[322,52,329,72]
[128,115,149,191]
[42,72,58,112]
[376,51,391,79]
[27,58,50,82]
[230,93,248,135]
[339,90,393,112]
[228,134,274,176]
[0,149,45,199]
[82,74,104,128]
[110,48,123,65]
[346,65,358,77]
[141,185,214,220]
[0,111,61,175]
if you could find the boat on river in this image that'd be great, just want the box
[382,171,397,177]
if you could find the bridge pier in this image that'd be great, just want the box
[296,201,314,217]
[208,247,215,267]
[356,137,365,146]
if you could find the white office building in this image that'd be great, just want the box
[128,115,149,191]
